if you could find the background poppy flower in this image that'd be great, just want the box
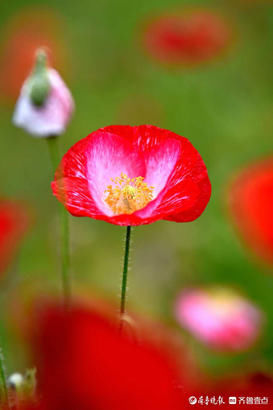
[142,8,232,67]
[0,199,29,276]
[228,158,273,265]
[0,7,68,103]
[32,303,189,410]
[175,287,263,351]
[52,125,211,226]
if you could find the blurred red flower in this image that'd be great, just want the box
[22,371,273,410]
[0,200,29,275]
[229,158,273,264]
[142,9,232,66]
[52,125,211,226]
[0,7,68,103]
[32,304,189,410]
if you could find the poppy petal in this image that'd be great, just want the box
[52,125,211,226]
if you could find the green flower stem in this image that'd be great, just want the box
[46,135,60,171]
[120,226,132,328]
[0,345,10,408]
[46,137,71,308]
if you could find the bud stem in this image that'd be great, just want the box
[46,136,71,308]
[0,345,10,408]
[120,226,132,330]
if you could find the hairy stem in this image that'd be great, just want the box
[46,137,71,308]
[120,226,132,328]
[0,345,10,408]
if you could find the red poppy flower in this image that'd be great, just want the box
[32,303,189,410]
[0,200,29,275]
[0,7,68,103]
[52,125,211,226]
[142,9,232,66]
[228,158,273,264]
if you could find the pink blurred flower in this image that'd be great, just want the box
[175,288,263,351]
[13,54,74,138]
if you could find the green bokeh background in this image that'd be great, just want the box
[0,0,273,379]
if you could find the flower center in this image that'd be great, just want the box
[104,173,154,215]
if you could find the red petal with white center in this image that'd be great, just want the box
[52,125,211,226]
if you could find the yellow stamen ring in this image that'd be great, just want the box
[104,173,154,215]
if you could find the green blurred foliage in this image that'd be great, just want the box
[0,0,273,378]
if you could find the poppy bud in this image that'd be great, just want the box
[29,49,50,107]
[13,48,74,138]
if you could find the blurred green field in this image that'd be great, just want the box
[0,0,273,378]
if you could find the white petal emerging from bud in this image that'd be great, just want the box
[13,69,74,137]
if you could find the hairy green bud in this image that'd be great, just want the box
[29,49,50,107]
